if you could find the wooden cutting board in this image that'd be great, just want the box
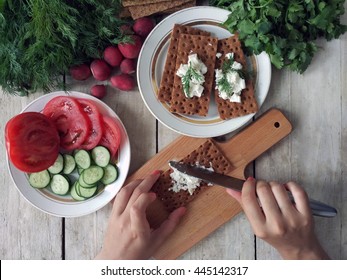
[126,108,292,259]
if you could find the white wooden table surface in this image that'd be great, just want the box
[0,2,346,260]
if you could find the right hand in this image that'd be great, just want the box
[226,177,329,260]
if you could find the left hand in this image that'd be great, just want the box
[95,171,186,260]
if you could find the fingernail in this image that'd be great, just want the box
[151,170,161,175]
[247,176,255,181]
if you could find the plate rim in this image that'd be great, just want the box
[137,6,272,138]
[6,91,131,217]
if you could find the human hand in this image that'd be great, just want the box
[226,178,329,260]
[95,171,186,260]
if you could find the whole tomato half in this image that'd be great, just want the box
[43,96,91,150]
[5,112,60,173]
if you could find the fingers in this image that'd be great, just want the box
[241,178,266,225]
[130,192,157,234]
[285,181,311,217]
[226,188,241,203]
[268,181,293,214]
[151,207,186,248]
[113,179,143,214]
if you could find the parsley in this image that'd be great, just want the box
[181,62,204,98]
[0,0,130,95]
[210,0,347,73]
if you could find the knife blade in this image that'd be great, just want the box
[169,161,337,218]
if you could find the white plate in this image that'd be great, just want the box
[137,6,271,138]
[6,91,131,217]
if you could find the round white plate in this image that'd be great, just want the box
[137,6,271,138]
[6,91,131,217]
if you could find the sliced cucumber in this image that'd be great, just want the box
[48,154,64,174]
[82,165,104,185]
[77,166,84,175]
[91,146,111,167]
[29,170,51,188]
[62,154,76,174]
[50,174,70,195]
[79,184,97,198]
[74,149,91,169]
[78,174,96,188]
[101,164,118,185]
[71,182,86,201]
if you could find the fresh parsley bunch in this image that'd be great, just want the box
[0,0,129,95]
[211,0,347,73]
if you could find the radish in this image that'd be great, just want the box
[120,59,136,74]
[103,46,123,67]
[91,84,107,99]
[133,17,156,38]
[118,35,143,59]
[69,64,91,80]
[110,74,135,91]
[90,59,111,81]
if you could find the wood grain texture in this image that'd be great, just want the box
[128,109,292,259]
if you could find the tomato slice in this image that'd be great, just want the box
[5,112,60,173]
[43,96,91,150]
[77,99,103,150]
[98,116,122,160]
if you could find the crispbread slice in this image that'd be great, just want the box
[158,24,210,103]
[170,34,218,116]
[214,35,258,119]
[151,140,233,212]
[128,0,192,19]
[161,0,196,13]
[123,0,168,7]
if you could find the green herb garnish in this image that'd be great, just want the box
[181,62,204,98]
[211,0,347,73]
[0,0,130,95]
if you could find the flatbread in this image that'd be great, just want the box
[169,33,218,116]
[123,0,169,7]
[161,0,196,13]
[151,139,233,212]
[214,35,258,119]
[128,0,192,19]
[158,24,210,103]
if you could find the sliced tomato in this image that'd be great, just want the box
[5,112,60,173]
[98,116,122,160]
[43,96,91,150]
[77,99,103,150]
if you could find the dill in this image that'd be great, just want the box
[181,62,204,98]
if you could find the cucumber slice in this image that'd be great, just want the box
[71,182,86,201]
[50,174,70,195]
[79,185,97,198]
[91,146,111,167]
[62,154,76,174]
[101,164,118,185]
[74,149,91,169]
[78,174,96,188]
[29,170,51,189]
[82,165,104,185]
[48,154,64,174]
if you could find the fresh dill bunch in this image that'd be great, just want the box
[0,0,130,95]
[181,62,204,98]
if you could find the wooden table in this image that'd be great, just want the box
[1,3,346,260]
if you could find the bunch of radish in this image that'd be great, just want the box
[69,17,156,99]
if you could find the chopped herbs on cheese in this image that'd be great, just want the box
[215,53,246,103]
[176,54,207,98]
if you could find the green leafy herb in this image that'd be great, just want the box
[181,62,204,98]
[0,0,130,95]
[210,0,347,73]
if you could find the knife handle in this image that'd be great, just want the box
[286,192,337,218]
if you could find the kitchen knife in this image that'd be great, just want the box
[169,161,337,218]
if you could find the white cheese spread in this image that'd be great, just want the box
[169,163,214,195]
[215,52,246,103]
[176,53,207,98]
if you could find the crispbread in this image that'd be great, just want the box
[161,0,196,13]
[214,35,258,119]
[128,0,192,19]
[170,34,218,116]
[122,0,168,7]
[151,139,233,212]
[158,24,210,103]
